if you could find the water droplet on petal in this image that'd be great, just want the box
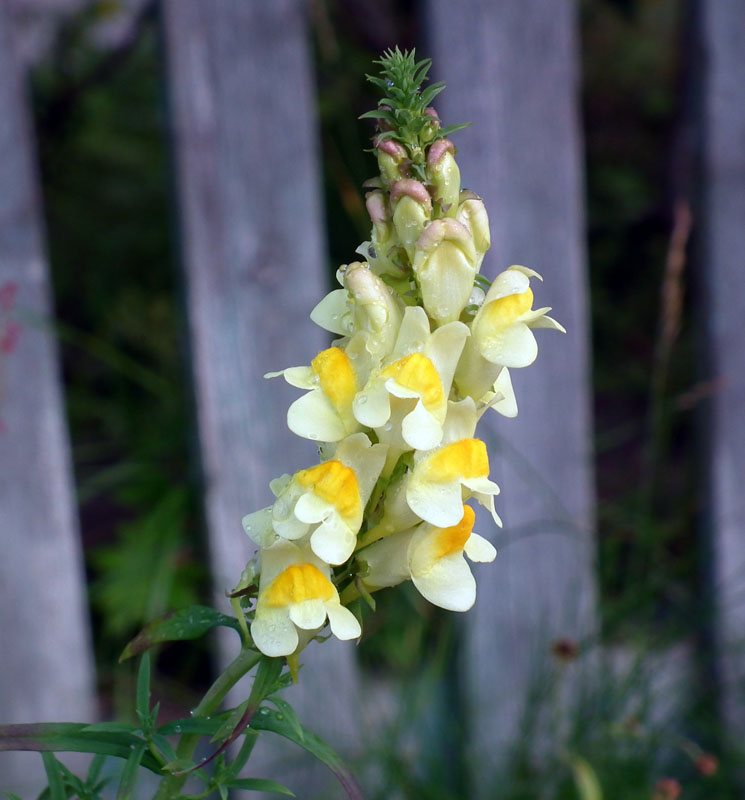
[357,395,368,405]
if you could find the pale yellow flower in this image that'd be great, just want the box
[251,540,360,657]
[353,305,469,451]
[360,504,496,611]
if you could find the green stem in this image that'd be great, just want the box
[151,647,262,799]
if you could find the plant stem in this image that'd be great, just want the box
[151,647,262,799]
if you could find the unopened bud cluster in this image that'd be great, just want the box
[237,50,564,660]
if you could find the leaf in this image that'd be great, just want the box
[266,696,303,744]
[116,741,147,800]
[225,778,295,796]
[157,717,225,737]
[3,793,23,800]
[149,733,177,763]
[220,730,259,782]
[136,652,151,723]
[210,701,249,744]
[0,723,161,774]
[435,122,472,139]
[567,754,603,800]
[161,758,195,774]
[41,753,66,800]
[81,722,138,734]
[120,605,240,661]
[251,710,363,800]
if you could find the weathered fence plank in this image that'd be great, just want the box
[161,1,360,792]
[0,0,96,793]
[698,1,745,740]
[426,0,596,779]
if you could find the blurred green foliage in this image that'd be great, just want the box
[26,0,733,796]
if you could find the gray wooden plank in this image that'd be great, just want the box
[160,0,360,791]
[426,0,597,779]
[698,0,745,739]
[0,0,96,793]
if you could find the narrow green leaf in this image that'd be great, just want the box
[221,730,259,781]
[81,723,138,735]
[158,717,225,737]
[435,122,472,139]
[4,792,24,800]
[251,711,362,800]
[41,753,66,800]
[116,741,147,800]
[0,722,161,774]
[266,696,303,743]
[210,701,249,744]
[120,605,240,661]
[136,652,151,723]
[226,778,295,796]
[149,734,177,763]
[218,786,229,800]
[162,758,195,774]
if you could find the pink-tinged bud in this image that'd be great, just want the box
[390,179,433,262]
[365,190,390,224]
[413,218,477,325]
[427,138,454,166]
[426,139,460,217]
[424,107,440,120]
[456,195,490,269]
[376,138,409,185]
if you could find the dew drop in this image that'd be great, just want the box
[259,708,270,715]
[357,395,368,405]
[275,713,284,721]
[308,433,318,440]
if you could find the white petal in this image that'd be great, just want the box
[530,314,566,333]
[353,380,391,428]
[242,507,276,548]
[407,477,464,528]
[425,321,470,392]
[269,474,292,497]
[326,603,362,641]
[359,529,415,588]
[441,398,479,444]
[393,305,431,354]
[411,555,476,612]
[310,516,356,565]
[481,322,538,369]
[464,532,497,563]
[490,368,518,418]
[272,366,315,389]
[402,400,443,451]
[288,599,328,630]
[251,610,298,657]
[485,269,530,302]
[310,289,351,335]
[287,390,347,443]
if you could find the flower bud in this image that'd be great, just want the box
[426,139,460,216]
[412,218,477,325]
[390,179,432,262]
[362,190,400,276]
[344,262,404,367]
[375,137,409,185]
[456,194,490,269]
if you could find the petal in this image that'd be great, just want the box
[271,366,315,389]
[530,314,566,333]
[310,289,352,335]
[326,603,362,641]
[481,322,538,369]
[353,380,391,428]
[411,554,476,612]
[310,515,357,565]
[485,268,530,302]
[294,491,332,524]
[441,398,479,444]
[489,368,518,418]
[359,529,415,588]
[242,507,277,548]
[288,599,328,630]
[287,390,348,442]
[402,400,443,451]
[425,321,470,393]
[406,477,464,528]
[393,305,431,355]
[464,532,497,563]
[251,609,298,657]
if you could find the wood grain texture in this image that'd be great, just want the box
[161,1,360,792]
[0,0,96,792]
[426,0,596,775]
[699,1,745,738]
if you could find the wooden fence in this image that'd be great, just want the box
[0,0,743,797]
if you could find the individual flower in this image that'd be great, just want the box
[455,265,564,401]
[406,398,501,527]
[251,539,360,657]
[360,504,496,612]
[352,305,469,451]
[310,262,403,368]
[266,346,360,443]
[243,433,388,565]
[412,218,478,326]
